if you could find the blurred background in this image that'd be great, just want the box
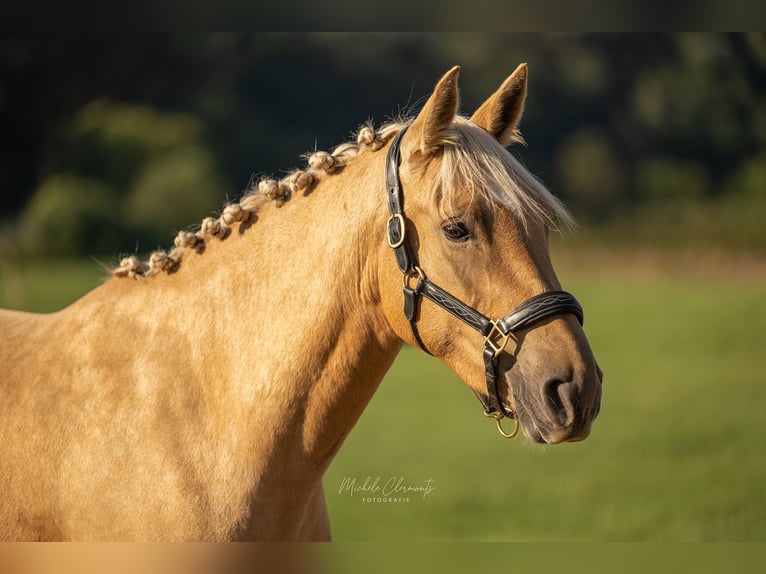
[0,33,764,541]
[2,33,765,262]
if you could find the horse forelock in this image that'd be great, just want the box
[113,116,572,280]
[437,117,574,232]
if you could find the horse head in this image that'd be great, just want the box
[378,65,602,443]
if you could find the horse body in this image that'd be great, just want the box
[0,149,401,540]
[0,64,602,540]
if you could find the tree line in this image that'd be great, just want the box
[1,33,764,256]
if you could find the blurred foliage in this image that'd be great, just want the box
[19,173,121,256]
[15,100,229,255]
[125,144,225,240]
[636,157,710,200]
[0,33,764,257]
[726,151,766,199]
[554,126,625,206]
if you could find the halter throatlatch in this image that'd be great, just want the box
[384,127,584,438]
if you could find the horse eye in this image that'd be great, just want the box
[442,221,471,242]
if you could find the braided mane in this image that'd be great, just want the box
[113,118,571,279]
[113,122,399,279]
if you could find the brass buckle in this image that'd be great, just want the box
[402,266,425,289]
[387,214,406,249]
[484,410,520,439]
[484,320,511,358]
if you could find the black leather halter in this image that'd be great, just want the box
[385,127,584,436]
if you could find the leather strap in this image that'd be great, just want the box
[385,128,414,273]
[403,283,432,356]
[482,346,507,416]
[498,291,583,333]
[419,280,493,336]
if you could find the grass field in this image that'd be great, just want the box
[1,246,765,541]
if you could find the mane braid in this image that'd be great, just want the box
[112,122,399,280]
[113,117,572,280]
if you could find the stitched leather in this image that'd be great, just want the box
[498,291,583,334]
[419,280,492,335]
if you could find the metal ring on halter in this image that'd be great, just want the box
[402,265,425,289]
[484,410,520,439]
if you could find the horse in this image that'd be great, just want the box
[0,64,602,541]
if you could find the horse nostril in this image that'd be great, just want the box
[542,378,569,425]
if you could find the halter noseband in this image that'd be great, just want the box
[385,127,584,438]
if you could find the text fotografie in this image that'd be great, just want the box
[338,475,435,502]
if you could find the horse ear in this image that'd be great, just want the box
[470,63,528,146]
[406,65,460,157]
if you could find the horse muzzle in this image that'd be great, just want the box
[507,361,603,444]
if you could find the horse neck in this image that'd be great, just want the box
[112,148,402,472]
[237,154,404,465]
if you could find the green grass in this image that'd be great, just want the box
[0,257,108,312]
[1,252,764,541]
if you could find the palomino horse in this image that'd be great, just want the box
[0,65,602,541]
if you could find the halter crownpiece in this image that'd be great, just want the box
[384,127,584,438]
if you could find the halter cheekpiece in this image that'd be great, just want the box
[384,127,584,438]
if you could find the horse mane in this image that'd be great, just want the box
[113,118,572,280]
[112,122,394,279]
